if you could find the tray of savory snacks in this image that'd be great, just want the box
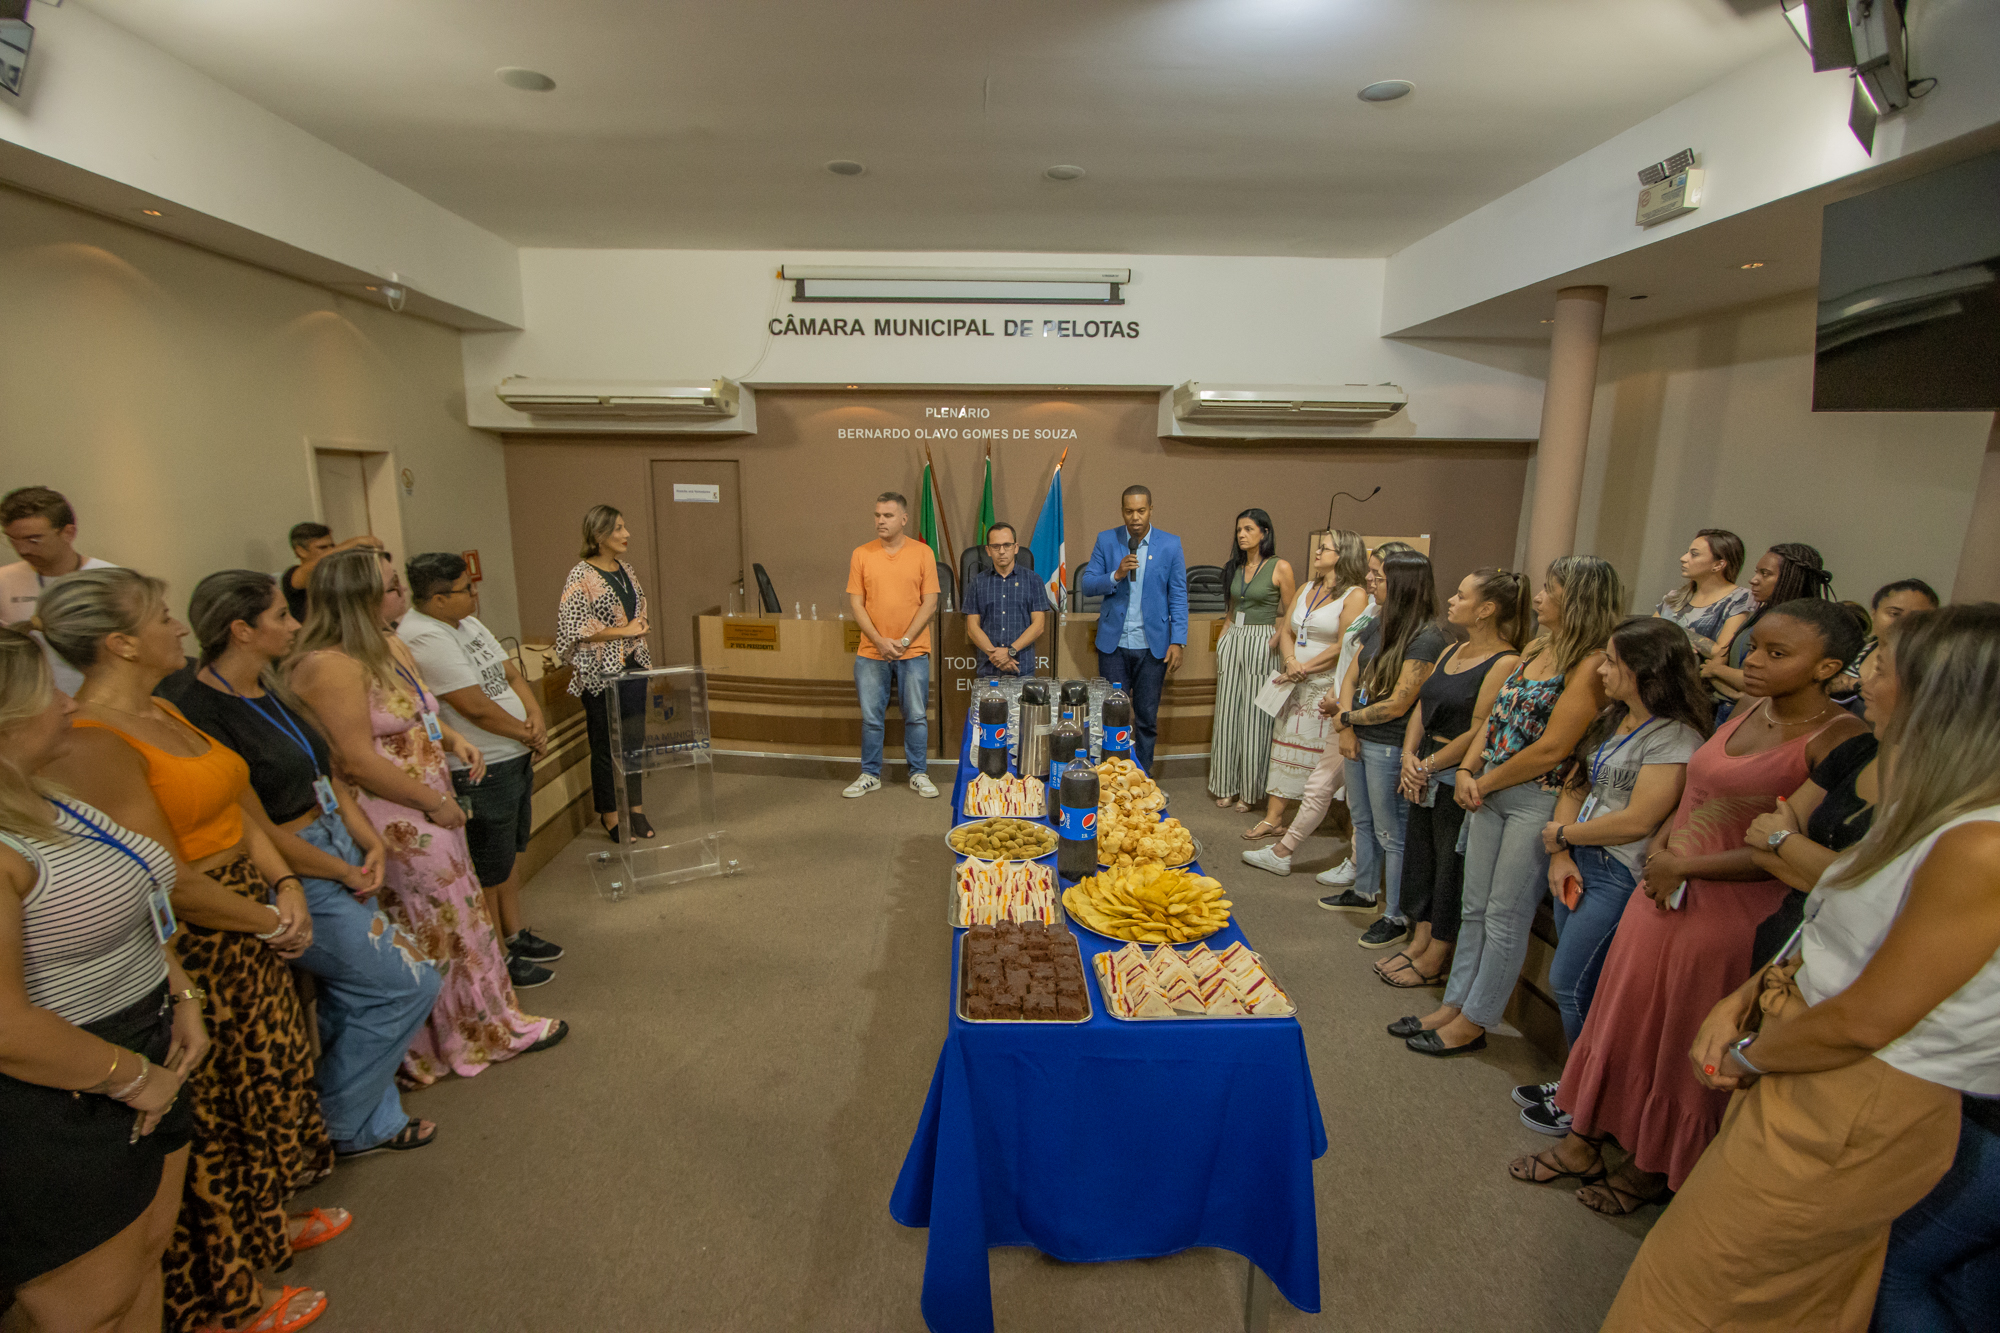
[1098,814,1200,870]
[1061,865,1232,945]
[1093,940,1296,1020]
[947,817,1058,861]
[1096,755,1168,816]
[962,772,1047,819]
[950,856,1060,928]
[957,920,1093,1023]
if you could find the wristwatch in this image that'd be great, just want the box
[1766,829,1794,852]
[1555,825,1570,851]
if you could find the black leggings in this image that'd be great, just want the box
[582,679,647,815]
[1399,793,1467,943]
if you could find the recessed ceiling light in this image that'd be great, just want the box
[1739,261,1767,269]
[1357,80,1414,103]
[826,160,865,176]
[496,67,556,92]
[846,384,859,389]
[138,208,165,217]
[1044,164,1085,182]
[1539,319,1553,324]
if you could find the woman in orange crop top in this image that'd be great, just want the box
[38,569,345,1333]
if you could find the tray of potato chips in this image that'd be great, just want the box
[1061,865,1232,945]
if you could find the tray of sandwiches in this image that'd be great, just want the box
[950,856,1060,929]
[962,772,1047,819]
[957,921,1093,1023]
[1092,940,1297,1020]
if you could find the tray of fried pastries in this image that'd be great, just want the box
[1092,940,1297,1020]
[949,856,1060,929]
[957,921,1093,1023]
[947,817,1057,861]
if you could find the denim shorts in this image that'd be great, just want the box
[454,752,535,887]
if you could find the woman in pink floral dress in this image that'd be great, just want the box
[290,550,566,1081]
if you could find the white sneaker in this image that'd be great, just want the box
[843,773,882,798]
[1241,847,1292,877]
[909,773,940,799]
[1316,858,1358,887]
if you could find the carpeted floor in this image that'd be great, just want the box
[284,766,1651,1331]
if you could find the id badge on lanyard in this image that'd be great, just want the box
[421,710,444,744]
[311,775,340,816]
[1577,793,1599,823]
[144,886,178,945]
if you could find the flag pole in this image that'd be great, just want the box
[1049,446,1068,682]
[924,441,957,570]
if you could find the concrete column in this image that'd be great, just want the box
[1523,285,1609,581]
[1951,414,2000,603]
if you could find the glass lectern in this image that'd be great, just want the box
[585,666,738,900]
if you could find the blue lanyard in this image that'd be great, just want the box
[393,661,434,712]
[49,801,164,894]
[1590,717,1658,788]
[203,667,323,772]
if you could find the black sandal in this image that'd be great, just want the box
[1577,1174,1671,1216]
[1509,1143,1606,1187]
[628,811,656,840]
[335,1118,437,1158]
[600,815,624,843]
[1378,955,1446,989]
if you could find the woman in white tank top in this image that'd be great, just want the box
[1599,604,2000,1332]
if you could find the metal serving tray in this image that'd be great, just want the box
[945,820,1059,861]
[947,855,1061,929]
[1089,946,1298,1022]
[960,773,1049,820]
[1097,832,1203,872]
[1059,883,1227,948]
[956,929,1094,1025]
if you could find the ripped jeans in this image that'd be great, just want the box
[295,812,443,1151]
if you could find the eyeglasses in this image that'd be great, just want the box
[988,541,1018,552]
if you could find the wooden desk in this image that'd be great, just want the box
[697,615,940,758]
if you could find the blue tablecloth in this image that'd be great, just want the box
[890,722,1327,1333]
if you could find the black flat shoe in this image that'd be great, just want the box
[1386,1015,1427,1038]
[1406,1030,1487,1057]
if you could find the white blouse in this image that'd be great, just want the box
[1799,804,2000,1095]
[1289,585,1362,665]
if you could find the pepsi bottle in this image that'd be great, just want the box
[1101,688,1134,759]
[1057,754,1100,881]
[976,689,1010,778]
[1059,679,1088,726]
[1047,722,1083,824]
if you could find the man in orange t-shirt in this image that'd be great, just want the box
[844,492,941,799]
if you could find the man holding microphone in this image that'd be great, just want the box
[1079,485,1187,773]
[845,492,941,799]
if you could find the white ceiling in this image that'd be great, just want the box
[78,0,1796,257]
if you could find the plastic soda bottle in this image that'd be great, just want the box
[1057,754,1100,881]
[1101,688,1134,759]
[976,689,1010,778]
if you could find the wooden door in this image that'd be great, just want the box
[649,460,745,668]
[315,451,372,541]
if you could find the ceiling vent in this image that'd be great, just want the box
[1171,382,1408,427]
[496,377,742,420]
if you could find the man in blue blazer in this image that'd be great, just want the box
[1078,485,1187,772]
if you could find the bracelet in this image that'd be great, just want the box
[270,875,303,892]
[85,1047,124,1093]
[1555,825,1570,850]
[107,1052,150,1101]
[253,904,286,941]
[171,986,207,1006]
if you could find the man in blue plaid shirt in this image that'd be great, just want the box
[962,522,1048,677]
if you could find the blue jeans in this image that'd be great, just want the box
[1550,846,1639,1046]
[855,654,930,777]
[1873,1105,2000,1332]
[294,812,444,1151]
[1442,783,1558,1031]
[1097,646,1168,773]
[1345,741,1411,920]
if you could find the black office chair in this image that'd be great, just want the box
[958,543,1033,594]
[1186,565,1229,615]
[752,563,781,614]
[1075,585,1104,614]
[935,561,957,613]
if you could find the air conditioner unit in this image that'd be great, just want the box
[495,377,742,420]
[1171,382,1408,426]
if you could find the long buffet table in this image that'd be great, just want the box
[889,719,1327,1333]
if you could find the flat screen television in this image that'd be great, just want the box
[1814,149,2000,412]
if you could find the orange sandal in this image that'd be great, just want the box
[286,1206,352,1252]
[202,1285,327,1333]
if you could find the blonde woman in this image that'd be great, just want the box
[0,628,208,1333]
[1208,509,1295,812]
[554,505,653,841]
[37,571,337,1333]
[1602,603,2000,1330]
[1249,530,1370,840]
[291,551,565,1085]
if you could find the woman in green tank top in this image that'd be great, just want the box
[1209,510,1296,809]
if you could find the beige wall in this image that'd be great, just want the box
[1573,291,1997,610]
[0,185,521,637]
[502,390,1531,651]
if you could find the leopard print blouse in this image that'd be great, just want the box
[555,559,652,697]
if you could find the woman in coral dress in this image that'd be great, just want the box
[290,550,566,1082]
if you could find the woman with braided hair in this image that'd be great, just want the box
[1703,542,1834,707]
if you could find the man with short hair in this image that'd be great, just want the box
[397,551,564,988]
[283,522,382,623]
[844,492,940,798]
[962,522,1047,678]
[0,485,118,695]
[1079,484,1187,773]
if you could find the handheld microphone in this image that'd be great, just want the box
[1128,531,1143,554]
